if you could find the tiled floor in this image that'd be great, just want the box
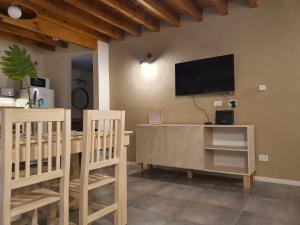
[44,164,300,225]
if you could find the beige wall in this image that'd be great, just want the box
[43,45,93,108]
[110,0,300,181]
[0,40,46,93]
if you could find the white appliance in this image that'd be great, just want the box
[19,87,55,108]
[22,77,50,89]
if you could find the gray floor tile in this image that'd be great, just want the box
[128,163,139,175]
[165,219,204,225]
[214,178,253,192]
[131,168,185,183]
[245,195,300,223]
[177,174,220,188]
[135,194,192,216]
[254,181,300,202]
[93,219,114,225]
[92,215,114,225]
[128,192,150,207]
[70,209,114,225]
[91,184,114,205]
[175,202,241,225]
[157,183,207,201]
[127,175,144,184]
[236,211,300,225]
[197,187,252,210]
[127,207,170,225]
[36,166,300,225]
[128,177,171,195]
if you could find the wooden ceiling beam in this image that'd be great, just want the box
[0,29,55,51]
[0,23,68,48]
[98,0,159,32]
[64,0,140,36]
[211,0,228,15]
[173,0,203,21]
[135,0,180,27]
[0,14,98,49]
[11,0,109,43]
[249,0,258,8]
[28,0,124,40]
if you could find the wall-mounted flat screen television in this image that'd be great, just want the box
[175,54,235,96]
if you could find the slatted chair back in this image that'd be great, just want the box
[0,108,71,225]
[79,110,125,225]
[83,110,125,172]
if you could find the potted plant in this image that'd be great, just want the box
[0,44,38,108]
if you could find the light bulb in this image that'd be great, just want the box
[8,6,22,19]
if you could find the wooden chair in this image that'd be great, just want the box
[0,108,71,225]
[69,110,125,225]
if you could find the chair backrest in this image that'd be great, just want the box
[82,110,125,172]
[0,108,71,190]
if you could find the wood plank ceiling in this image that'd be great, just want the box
[0,0,258,51]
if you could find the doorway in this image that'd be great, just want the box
[71,53,93,131]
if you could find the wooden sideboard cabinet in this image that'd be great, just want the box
[136,124,255,189]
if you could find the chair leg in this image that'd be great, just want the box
[114,164,122,225]
[31,209,38,225]
[88,194,93,214]
[47,204,56,225]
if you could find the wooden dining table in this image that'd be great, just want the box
[5,130,132,225]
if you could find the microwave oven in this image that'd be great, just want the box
[22,77,50,89]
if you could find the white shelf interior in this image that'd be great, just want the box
[212,127,247,147]
[204,127,249,175]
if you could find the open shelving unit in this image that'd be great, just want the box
[203,125,255,177]
[136,124,256,189]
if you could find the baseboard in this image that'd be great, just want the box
[255,176,300,187]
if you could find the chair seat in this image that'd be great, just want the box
[11,188,60,217]
[69,173,116,195]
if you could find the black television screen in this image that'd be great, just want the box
[175,54,235,96]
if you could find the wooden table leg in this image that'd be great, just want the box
[121,147,128,225]
[187,170,193,179]
[243,174,254,190]
[70,154,80,179]
[137,163,144,173]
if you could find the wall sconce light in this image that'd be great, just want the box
[140,53,153,66]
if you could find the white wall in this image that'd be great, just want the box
[93,41,110,110]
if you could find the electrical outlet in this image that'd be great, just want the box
[258,84,267,91]
[214,100,222,107]
[259,154,269,162]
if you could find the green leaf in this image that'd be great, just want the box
[0,44,37,81]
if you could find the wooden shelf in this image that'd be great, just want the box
[204,125,253,128]
[204,165,248,175]
[204,145,248,152]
